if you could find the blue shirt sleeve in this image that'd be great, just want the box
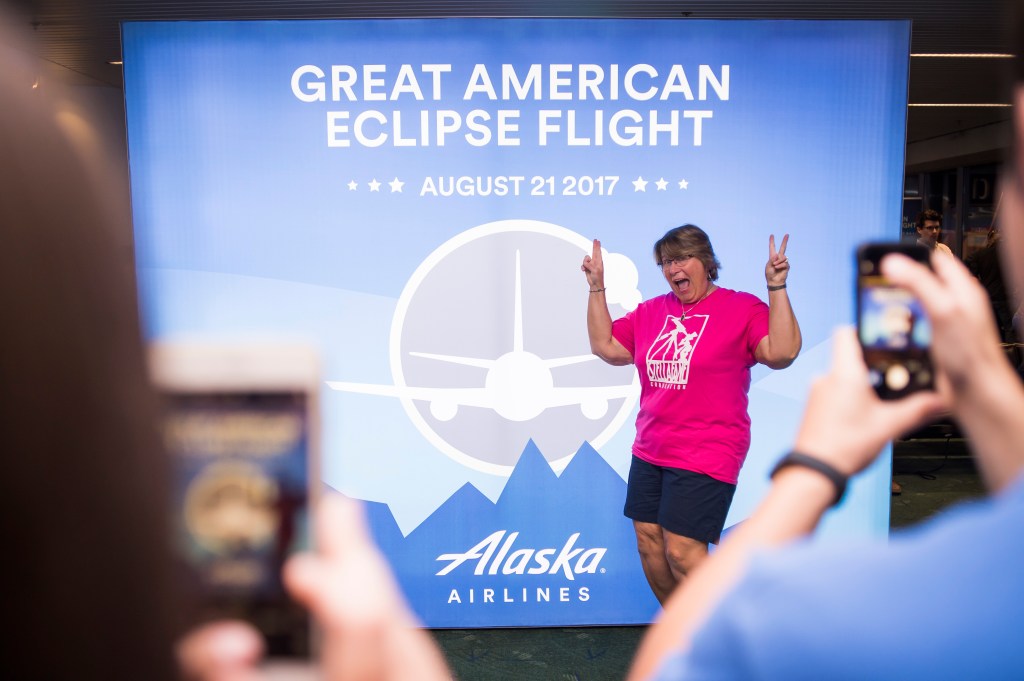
[646,477,1024,680]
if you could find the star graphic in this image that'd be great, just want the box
[368,178,381,192]
[678,179,689,190]
[655,178,668,191]
[388,177,405,193]
[347,180,358,191]
[632,176,649,192]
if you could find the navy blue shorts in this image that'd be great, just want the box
[623,456,737,544]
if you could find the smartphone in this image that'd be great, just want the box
[149,342,320,657]
[856,243,934,399]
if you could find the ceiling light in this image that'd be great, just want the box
[907,103,1011,108]
[910,53,1013,58]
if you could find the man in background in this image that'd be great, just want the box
[915,208,954,256]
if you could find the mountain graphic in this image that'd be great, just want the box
[351,441,662,628]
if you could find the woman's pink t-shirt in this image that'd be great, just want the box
[611,288,769,484]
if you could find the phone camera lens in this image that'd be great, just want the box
[885,364,911,391]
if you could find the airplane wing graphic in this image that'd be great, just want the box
[325,380,639,421]
[325,247,638,422]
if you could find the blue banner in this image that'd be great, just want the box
[124,18,911,626]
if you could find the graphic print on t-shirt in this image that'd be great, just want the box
[646,314,709,389]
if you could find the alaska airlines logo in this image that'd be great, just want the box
[435,530,607,581]
[646,314,708,389]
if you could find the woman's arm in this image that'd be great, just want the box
[755,233,802,369]
[582,238,633,366]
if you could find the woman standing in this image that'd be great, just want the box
[582,225,801,604]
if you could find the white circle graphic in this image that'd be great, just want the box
[390,219,639,476]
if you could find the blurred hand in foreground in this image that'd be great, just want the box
[178,495,451,681]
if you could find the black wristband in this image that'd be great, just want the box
[770,451,848,507]
[767,283,787,291]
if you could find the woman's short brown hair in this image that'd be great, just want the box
[653,224,721,282]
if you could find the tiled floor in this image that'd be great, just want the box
[432,440,983,680]
[891,444,983,530]
[435,626,646,681]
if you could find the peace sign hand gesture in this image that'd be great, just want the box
[766,234,790,288]
[581,239,605,290]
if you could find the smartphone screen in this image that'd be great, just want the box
[857,243,934,399]
[163,391,311,657]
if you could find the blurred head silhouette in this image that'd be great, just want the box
[0,9,179,680]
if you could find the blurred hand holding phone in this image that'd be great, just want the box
[857,243,935,399]
[149,342,320,659]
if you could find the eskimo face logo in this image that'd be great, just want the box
[184,461,279,554]
[328,219,640,475]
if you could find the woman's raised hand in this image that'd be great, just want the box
[581,238,605,290]
[765,233,790,287]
